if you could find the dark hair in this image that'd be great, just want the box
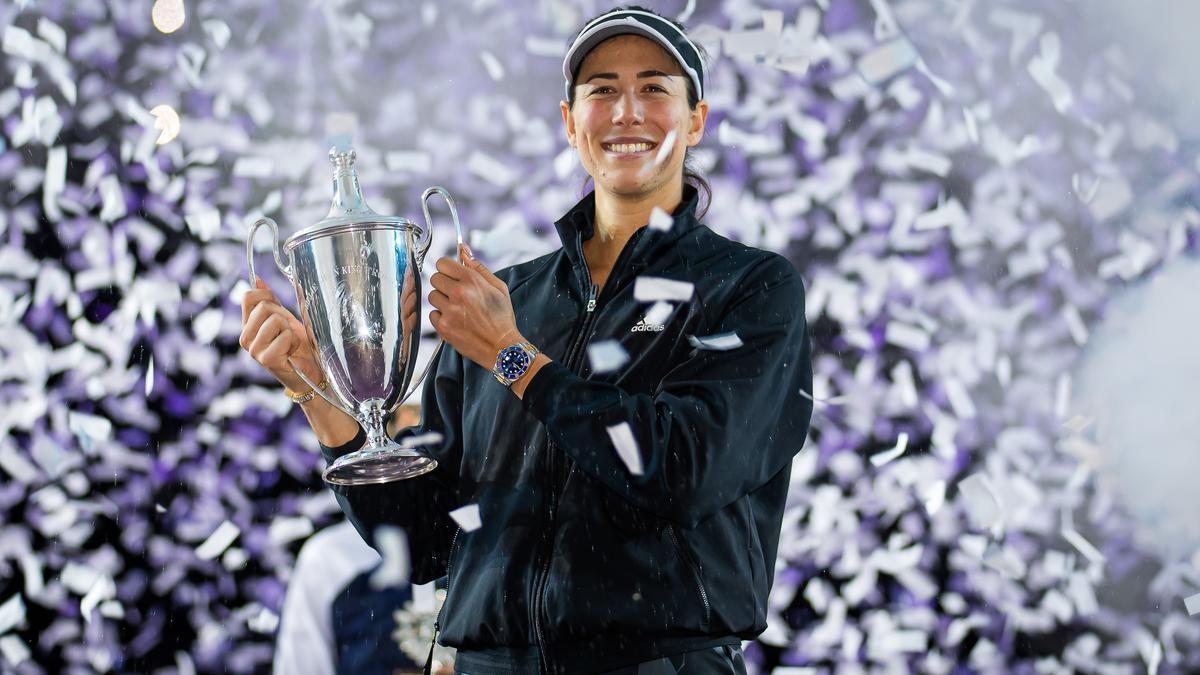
[565,5,712,219]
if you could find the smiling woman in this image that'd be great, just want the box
[288,5,815,674]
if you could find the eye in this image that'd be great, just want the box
[590,86,615,95]
[644,84,668,93]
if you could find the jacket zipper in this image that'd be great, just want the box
[533,282,597,674]
[667,525,712,626]
[432,528,462,639]
[533,230,640,673]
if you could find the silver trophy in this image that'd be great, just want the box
[246,145,463,486]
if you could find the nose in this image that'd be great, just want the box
[611,91,644,126]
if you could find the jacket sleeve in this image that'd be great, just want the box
[520,254,813,529]
[318,344,465,584]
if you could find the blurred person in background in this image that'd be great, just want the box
[273,405,452,675]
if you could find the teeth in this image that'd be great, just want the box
[606,142,653,153]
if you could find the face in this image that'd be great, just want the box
[561,35,708,201]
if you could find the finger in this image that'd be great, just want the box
[429,272,460,294]
[461,248,508,294]
[249,313,290,358]
[241,288,278,323]
[259,330,295,365]
[429,309,442,329]
[403,287,419,312]
[242,302,283,349]
[434,256,467,279]
[428,289,450,309]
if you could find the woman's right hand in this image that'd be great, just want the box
[239,277,324,392]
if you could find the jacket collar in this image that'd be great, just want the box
[553,185,703,287]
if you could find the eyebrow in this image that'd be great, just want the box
[583,70,677,83]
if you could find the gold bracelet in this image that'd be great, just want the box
[285,379,328,404]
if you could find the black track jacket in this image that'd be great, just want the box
[319,186,813,674]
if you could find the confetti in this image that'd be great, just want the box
[195,521,240,561]
[648,205,674,231]
[958,473,1002,532]
[449,503,482,532]
[606,422,643,476]
[869,432,909,467]
[687,332,743,351]
[1184,592,1200,617]
[0,595,25,635]
[369,526,409,590]
[633,277,693,303]
[587,340,629,373]
[641,301,673,327]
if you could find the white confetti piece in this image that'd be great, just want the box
[449,503,482,532]
[411,581,437,613]
[232,156,274,178]
[885,322,931,352]
[1067,572,1099,616]
[633,277,693,303]
[0,594,25,634]
[68,411,113,444]
[606,422,643,476]
[0,635,29,667]
[857,37,919,84]
[1026,32,1072,114]
[247,607,279,633]
[923,480,946,515]
[185,209,221,241]
[943,377,977,419]
[958,473,1002,531]
[687,332,744,351]
[385,150,432,174]
[98,174,127,222]
[641,301,673,327]
[869,432,909,467]
[0,442,40,484]
[145,356,155,397]
[1061,526,1105,566]
[913,197,968,231]
[587,340,629,373]
[43,145,66,222]
[466,150,517,188]
[369,526,409,589]
[267,516,313,547]
[1184,591,1200,616]
[478,50,504,81]
[195,520,240,560]
[648,205,673,231]
[651,129,677,169]
[150,104,181,144]
[398,431,443,450]
[80,575,116,623]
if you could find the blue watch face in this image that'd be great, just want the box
[496,345,531,380]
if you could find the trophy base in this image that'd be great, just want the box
[322,443,438,486]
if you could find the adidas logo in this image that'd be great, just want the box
[631,319,665,333]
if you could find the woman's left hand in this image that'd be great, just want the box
[428,244,522,369]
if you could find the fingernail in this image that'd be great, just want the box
[461,243,476,260]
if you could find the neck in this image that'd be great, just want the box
[586,181,683,262]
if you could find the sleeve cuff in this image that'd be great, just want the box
[520,360,572,421]
[318,426,367,464]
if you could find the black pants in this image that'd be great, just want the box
[455,644,747,675]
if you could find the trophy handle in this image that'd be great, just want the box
[419,186,464,268]
[246,217,294,285]
[286,356,356,417]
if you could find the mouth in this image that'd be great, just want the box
[602,141,657,155]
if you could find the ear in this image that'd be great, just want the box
[560,100,576,148]
[686,100,709,147]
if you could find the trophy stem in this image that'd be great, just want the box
[321,399,439,486]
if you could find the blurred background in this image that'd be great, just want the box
[2,0,1199,672]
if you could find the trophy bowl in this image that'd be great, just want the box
[246,146,461,486]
